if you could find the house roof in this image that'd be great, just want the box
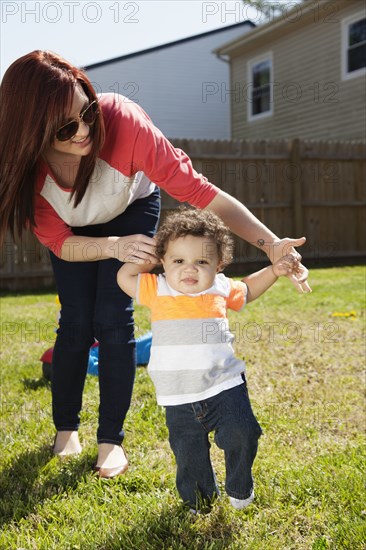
[84,20,255,70]
[214,0,350,57]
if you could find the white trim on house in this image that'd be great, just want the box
[341,10,366,81]
[247,51,273,122]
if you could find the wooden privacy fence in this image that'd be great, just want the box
[1,138,365,290]
[166,138,366,272]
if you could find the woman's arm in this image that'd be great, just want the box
[33,182,158,263]
[205,190,311,293]
[205,190,278,253]
[60,234,158,263]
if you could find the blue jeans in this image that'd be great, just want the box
[165,380,262,509]
[49,188,160,444]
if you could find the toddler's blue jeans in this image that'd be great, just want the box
[49,188,160,445]
[165,380,262,509]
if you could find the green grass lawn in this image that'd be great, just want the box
[0,266,365,549]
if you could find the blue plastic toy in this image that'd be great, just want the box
[86,331,152,376]
[41,331,152,379]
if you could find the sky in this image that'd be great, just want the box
[0,0,274,78]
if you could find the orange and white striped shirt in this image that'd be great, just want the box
[137,273,247,406]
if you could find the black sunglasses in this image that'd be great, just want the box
[56,100,99,142]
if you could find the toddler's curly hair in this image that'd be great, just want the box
[155,207,234,268]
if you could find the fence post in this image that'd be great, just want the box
[290,138,304,237]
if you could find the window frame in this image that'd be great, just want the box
[247,52,273,122]
[341,11,366,81]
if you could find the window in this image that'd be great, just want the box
[248,54,273,121]
[342,13,366,80]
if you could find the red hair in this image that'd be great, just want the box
[0,50,105,243]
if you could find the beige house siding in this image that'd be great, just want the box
[229,1,365,140]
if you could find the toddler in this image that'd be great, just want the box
[117,208,300,512]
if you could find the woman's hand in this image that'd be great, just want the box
[107,234,158,264]
[269,237,311,293]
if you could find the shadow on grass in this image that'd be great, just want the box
[23,376,51,391]
[0,445,93,528]
[105,503,236,549]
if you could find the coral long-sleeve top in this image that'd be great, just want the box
[33,94,219,257]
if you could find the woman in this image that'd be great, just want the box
[0,51,310,478]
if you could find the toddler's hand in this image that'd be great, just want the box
[272,253,302,279]
[269,237,311,293]
[272,254,312,293]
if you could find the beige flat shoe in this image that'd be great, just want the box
[94,443,128,478]
[94,463,128,478]
[53,430,82,456]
